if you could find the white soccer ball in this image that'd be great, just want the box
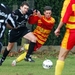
[42,59,53,69]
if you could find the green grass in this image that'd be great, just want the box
[0,54,75,75]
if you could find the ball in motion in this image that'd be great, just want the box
[43,59,53,69]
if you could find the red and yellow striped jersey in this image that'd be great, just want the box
[61,0,75,29]
[28,15,55,50]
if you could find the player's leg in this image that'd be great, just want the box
[55,29,75,75]
[16,44,29,62]
[12,52,27,66]
[11,44,29,66]
[0,24,5,53]
[0,24,10,65]
[0,42,14,65]
[16,52,27,62]
[55,48,69,75]
[23,32,37,62]
[34,42,42,51]
[0,27,24,66]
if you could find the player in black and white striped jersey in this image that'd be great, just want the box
[0,1,37,66]
[0,3,12,53]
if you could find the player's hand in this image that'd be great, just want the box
[54,28,60,37]
[33,9,37,15]
[37,11,42,18]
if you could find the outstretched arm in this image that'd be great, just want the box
[54,21,64,37]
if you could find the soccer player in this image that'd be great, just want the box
[0,3,12,53]
[54,0,75,75]
[12,6,55,66]
[0,1,37,66]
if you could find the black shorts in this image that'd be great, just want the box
[8,27,31,43]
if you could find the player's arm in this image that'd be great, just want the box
[6,10,19,29]
[6,23,13,29]
[54,0,72,37]
[28,14,39,24]
[54,22,64,37]
[28,10,42,24]
[6,23,17,29]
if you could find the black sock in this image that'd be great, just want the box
[26,42,36,58]
[1,48,10,63]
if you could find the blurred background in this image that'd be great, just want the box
[0,0,65,46]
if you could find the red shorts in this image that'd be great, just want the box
[34,42,42,51]
[61,29,75,50]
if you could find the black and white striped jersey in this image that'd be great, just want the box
[0,3,11,39]
[7,9,33,28]
[0,3,11,23]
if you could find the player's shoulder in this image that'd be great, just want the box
[0,3,9,9]
[51,17,55,23]
[0,3,7,10]
[0,3,6,7]
[13,9,19,14]
[0,3,11,14]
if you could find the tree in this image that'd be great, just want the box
[1,0,65,46]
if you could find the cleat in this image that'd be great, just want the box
[25,57,35,62]
[11,60,16,66]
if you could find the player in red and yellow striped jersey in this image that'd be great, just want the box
[54,0,75,75]
[11,6,55,66]
[29,10,55,51]
[25,6,55,62]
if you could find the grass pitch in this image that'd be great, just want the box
[0,53,75,75]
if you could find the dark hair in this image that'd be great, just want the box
[44,6,52,11]
[20,1,29,7]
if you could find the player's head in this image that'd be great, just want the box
[20,1,29,14]
[44,6,52,19]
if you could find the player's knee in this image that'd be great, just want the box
[7,43,14,51]
[31,37,37,43]
[7,46,12,51]
[58,54,66,61]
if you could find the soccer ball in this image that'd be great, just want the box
[42,59,53,69]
